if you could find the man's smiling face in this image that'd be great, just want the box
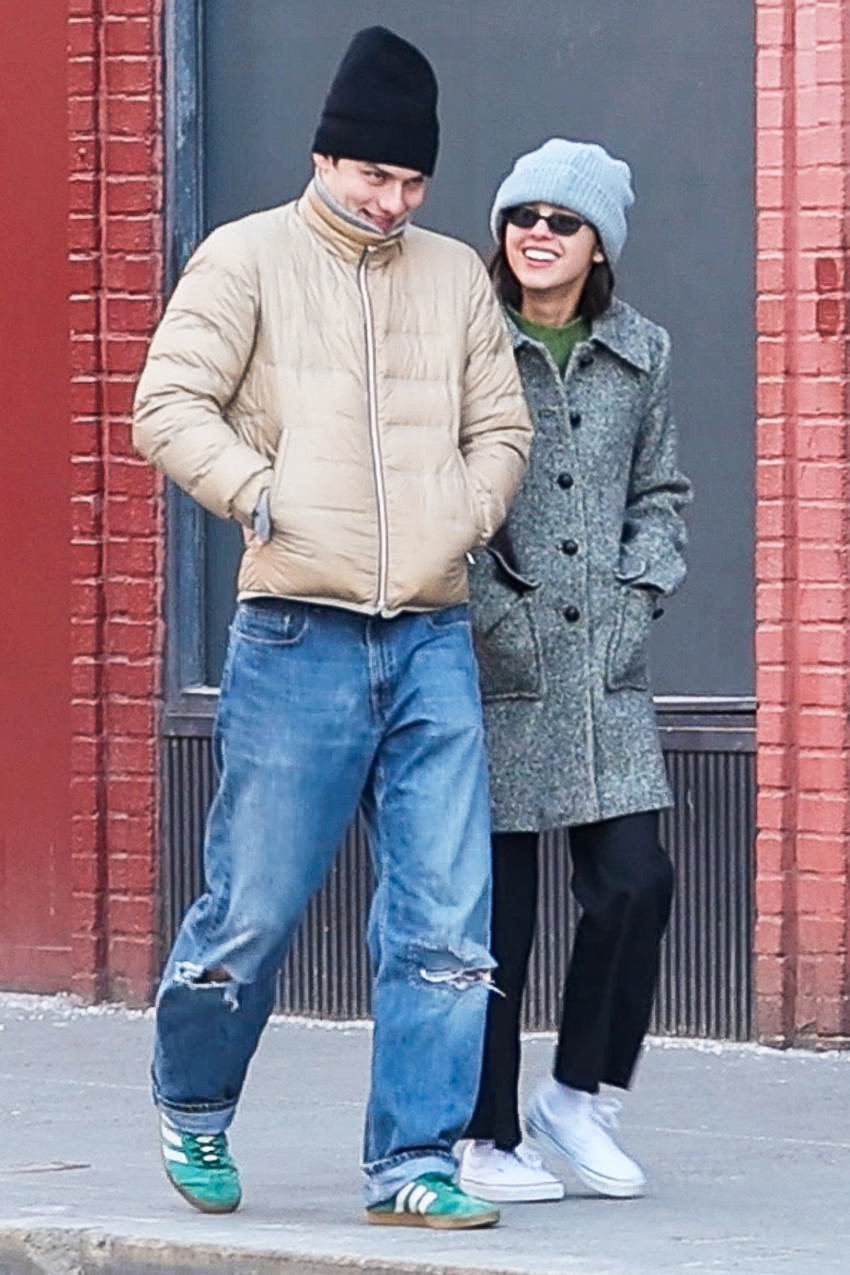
[313,155,428,233]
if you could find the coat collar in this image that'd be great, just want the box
[298,179,404,266]
[508,296,653,375]
[589,298,654,373]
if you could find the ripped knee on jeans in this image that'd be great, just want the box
[173,961,240,1010]
[196,966,231,984]
[414,946,501,994]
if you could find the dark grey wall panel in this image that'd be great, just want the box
[161,734,755,1040]
[198,0,755,696]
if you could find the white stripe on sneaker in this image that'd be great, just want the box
[395,1182,416,1213]
[160,1124,184,1148]
[161,1145,189,1164]
[406,1185,428,1213]
[417,1189,437,1214]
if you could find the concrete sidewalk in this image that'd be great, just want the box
[0,993,848,1275]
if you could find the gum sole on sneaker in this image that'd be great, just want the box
[162,1158,242,1214]
[525,1117,644,1200]
[458,1176,564,1204]
[169,1181,242,1214]
[366,1208,500,1229]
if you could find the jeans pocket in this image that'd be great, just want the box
[232,597,310,646]
[425,604,470,630]
[469,551,543,701]
[605,585,655,691]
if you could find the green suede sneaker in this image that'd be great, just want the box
[366,1172,500,1229]
[159,1113,242,1214]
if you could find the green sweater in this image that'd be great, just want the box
[509,308,590,375]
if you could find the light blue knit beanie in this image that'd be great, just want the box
[490,138,635,265]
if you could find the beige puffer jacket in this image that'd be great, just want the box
[134,181,532,613]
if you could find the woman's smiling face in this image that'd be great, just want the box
[504,203,602,302]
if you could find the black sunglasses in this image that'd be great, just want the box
[504,205,587,237]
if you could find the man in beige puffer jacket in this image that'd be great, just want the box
[135,28,531,1228]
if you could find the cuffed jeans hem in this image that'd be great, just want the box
[153,1092,237,1136]
[363,1152,457,1206]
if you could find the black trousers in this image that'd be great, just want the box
[466,812,674,1150]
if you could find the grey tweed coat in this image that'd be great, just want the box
[469,298,692,832]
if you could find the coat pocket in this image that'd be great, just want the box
[605,584,656,692]
[468,549,544,701]
[268,426,291,527]
[456,456,484,544]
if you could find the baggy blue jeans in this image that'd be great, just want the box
[153,598,494,1205]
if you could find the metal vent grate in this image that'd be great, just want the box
[161,738,754,1039]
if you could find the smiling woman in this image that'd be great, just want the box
[504,202,603,324]
[460,137,692,1205]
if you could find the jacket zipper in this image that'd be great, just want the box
[357,248,389,612]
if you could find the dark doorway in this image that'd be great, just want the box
[197,0,755,698]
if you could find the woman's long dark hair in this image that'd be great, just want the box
[490,219,615,324]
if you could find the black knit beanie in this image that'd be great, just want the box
[313,27,439,177]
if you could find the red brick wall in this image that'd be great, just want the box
[755,0,850,1042]
[0,0,72,990]
[69,0,164,1004]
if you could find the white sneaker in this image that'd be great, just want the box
[458,1139,565,1203]
[525,1079,646,1198]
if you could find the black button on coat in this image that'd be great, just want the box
[468,299,693,831]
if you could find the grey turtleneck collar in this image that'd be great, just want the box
[314,170,407,240]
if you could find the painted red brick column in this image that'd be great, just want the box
[0,0,73,990]
[755,0,850,1043]
[69,0,164,1003]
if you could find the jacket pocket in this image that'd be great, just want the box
[605,584,656,692]
[456,457,484,543]
[268,427,291,526]
[468,549,544,701]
